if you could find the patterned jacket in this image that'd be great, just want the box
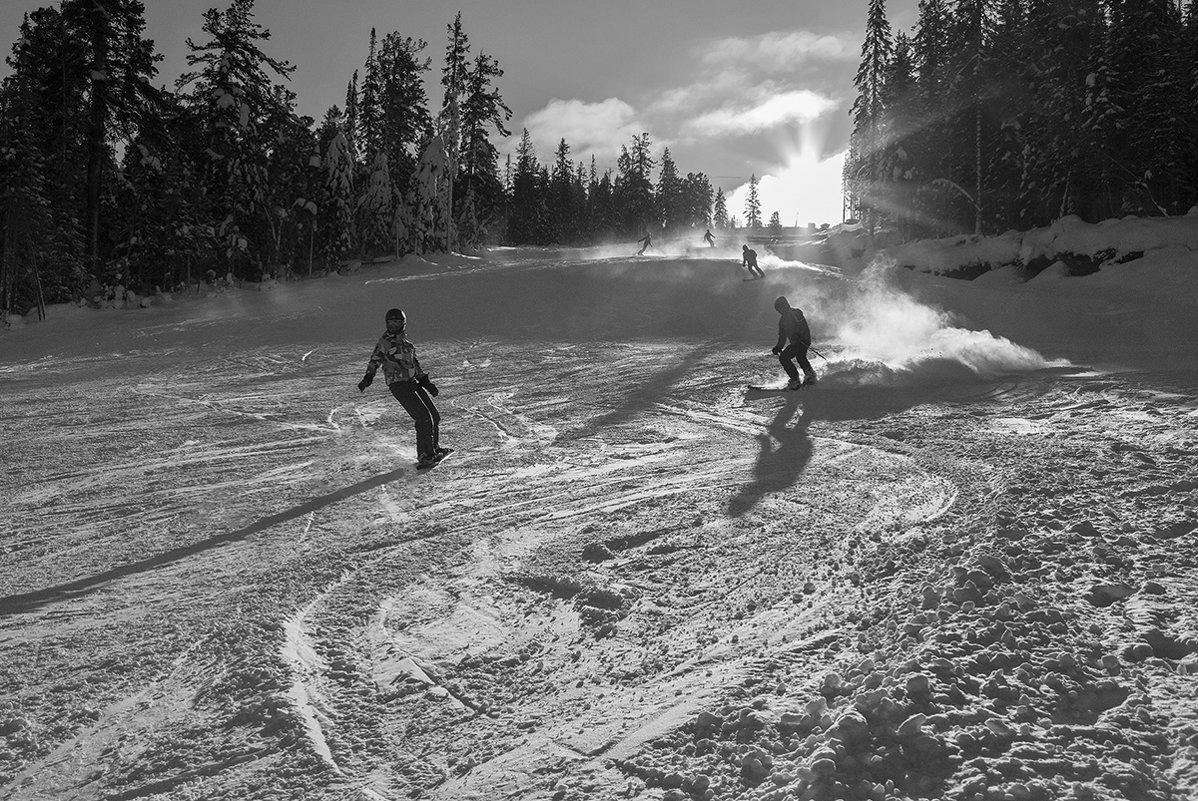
[366,331,426,385]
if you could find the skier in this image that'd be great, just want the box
[636,230,653,256]
[771,296,817,390]
[703,228,716,247]
[357,308,449,468]
[742,244,765,280]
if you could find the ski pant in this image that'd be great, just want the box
[389,380,440,459]
[746,261,764,278]
[779,343,815,381]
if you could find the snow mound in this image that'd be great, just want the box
[886,213,1198,279]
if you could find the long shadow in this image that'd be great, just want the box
[728,391,813,517]
[556,343,713,443]
[0,466,411,618]
[726,379,944,517]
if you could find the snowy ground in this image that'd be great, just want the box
[2,243,1197,801]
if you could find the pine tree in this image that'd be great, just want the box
[849,0,894,230]
[656,147,683,232]
[550,138,574,242]
[358,149,393,256]
[0,8,86,312]
[344,71,360,168]
[744,174,762,230]
[1106,0,1188,215]
[458,51,511,239]
[178,0,297,277]
[441,12,470,114]
[713,187,729,230]
[322,126,354,264]
[682,172,713,229]
[508,128,540,243]
[614,133,655,236]
[376,32,433,215]
[878,31,920,236]
[63,0,165,277]
[767,211,783,235]
[0,87,55,318]
[359,29,381,160]
[1019,0,1109,223]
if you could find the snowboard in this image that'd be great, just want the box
[416,447,455,470]
[746,383,808,392]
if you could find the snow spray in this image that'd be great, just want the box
[793,256,1063,388]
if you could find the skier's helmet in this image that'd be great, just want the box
[774,296,790,312]
[385,308,406,330]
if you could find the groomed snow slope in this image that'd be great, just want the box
[1,245,1196,801]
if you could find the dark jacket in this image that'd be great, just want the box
[776,307,811,350]
[366,331,426,385]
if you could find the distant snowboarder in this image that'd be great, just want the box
[703,228,716,247]
[771,296,817,390]
[357,308,449,468]
[742,244,765,280]
[636,230,653,256]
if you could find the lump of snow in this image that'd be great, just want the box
[1087,582,1135,607]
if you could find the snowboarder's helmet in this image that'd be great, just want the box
[774,296,789,312]
[385,308,406,324]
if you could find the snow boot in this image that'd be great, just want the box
[787,378,803,390]
[804,371,818,385]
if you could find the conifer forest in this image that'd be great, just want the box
[3,0,1198,318]
[845,0,1198,238]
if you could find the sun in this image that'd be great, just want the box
[728,150,846,229]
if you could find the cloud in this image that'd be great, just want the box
[688,89,838,136]
[654,28,855,140]
[518,97,647,161]
[704,30,857,73]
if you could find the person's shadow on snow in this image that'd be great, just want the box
[727,377,939,517]
[728,391,812,517]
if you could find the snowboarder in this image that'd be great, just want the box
[771,296,817,390]
[742,244,765,280]
[357,308,449,468]
[703,228,716,247]
[636,230,653,256]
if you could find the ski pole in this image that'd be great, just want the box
[809,345,829,362]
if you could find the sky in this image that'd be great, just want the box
[1,0,922,227]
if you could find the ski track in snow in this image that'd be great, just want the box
[2,256,1198,800]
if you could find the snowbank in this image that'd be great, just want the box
[886,213,1198,280]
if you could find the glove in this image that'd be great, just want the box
[418,374,439,397]
[771,346,780,356]
[357,372,374,392]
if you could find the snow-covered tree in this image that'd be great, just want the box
[322,128,354,263]
[357,149,393,256]
[177,0,296,277]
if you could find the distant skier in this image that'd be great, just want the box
[771,296,817,390]
[703,228,716,247]
[357,308,449,468]
[742,244,765,280]
[636,230,653,256]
